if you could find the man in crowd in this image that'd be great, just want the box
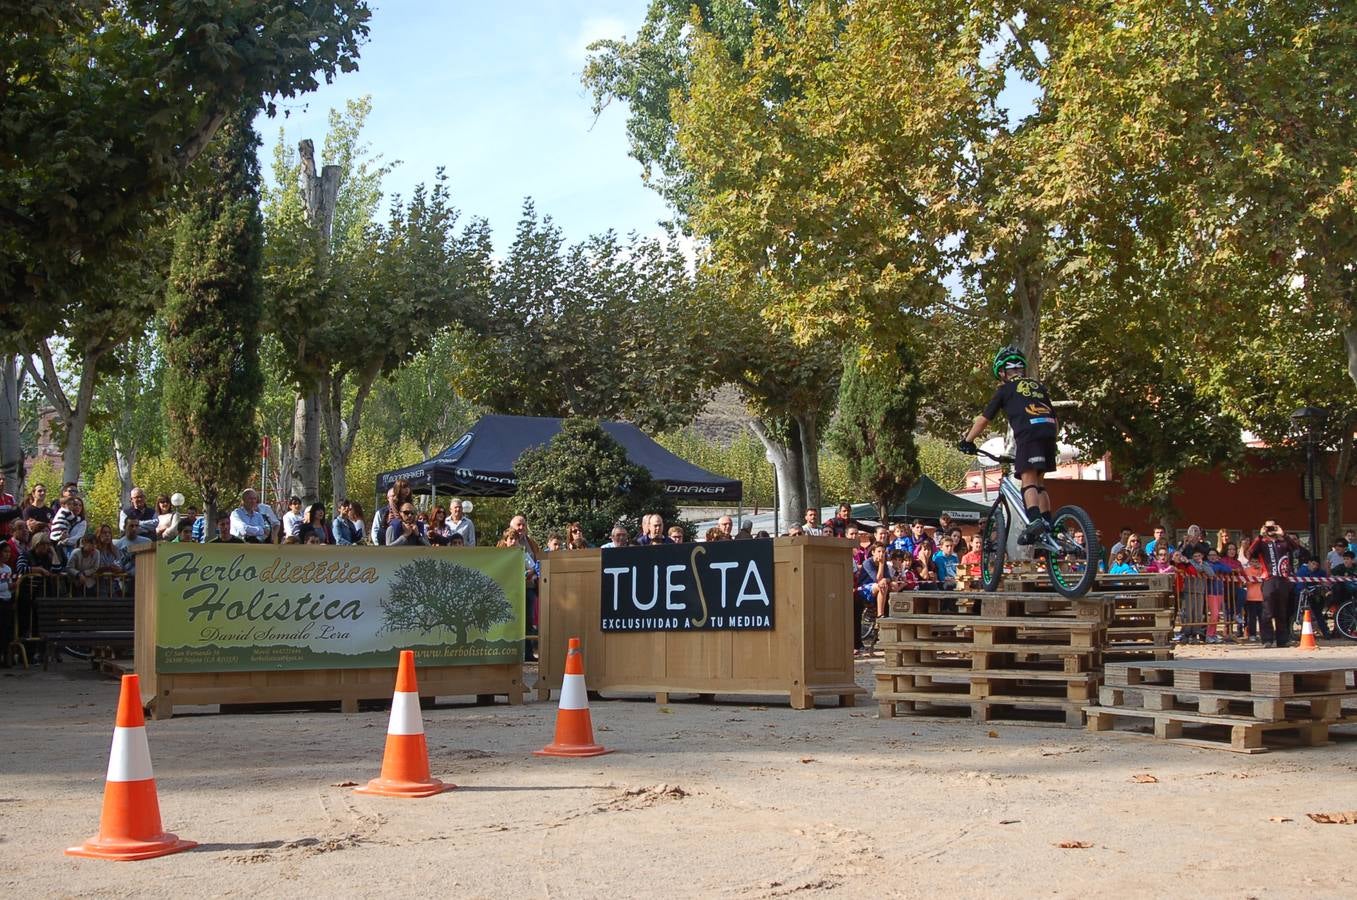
[0,470,15,540]
[113,517,153,580]
[1109,528,1133,558]
[802,507,823,536]
[1145,526,1173,559]
[230,489,272,543]
[386,503,429,546]
[1246,519,1300,648]
[601,526,630,548]
[119,487,157,538]
[716,515,734,538]
[635,513,672,545]
[209,514,242,543]
[447,499,476,546]
[823,503,857,538]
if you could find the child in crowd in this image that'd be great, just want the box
[959,541,982,586]
[932,537,959,590]
[1205,548,1230,643]
[544,533,563,552]
[667,525,686,544]
[1174,549,1210,644]
[1108,549,1137,575]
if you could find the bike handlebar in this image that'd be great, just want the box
[975,448,1013,465]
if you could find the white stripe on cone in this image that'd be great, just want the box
[387,691,424,735]
[1302,617,1315,636]
[559,673,588,711]
[106,726,154,782]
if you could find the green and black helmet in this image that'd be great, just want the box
[990,345,1027,379]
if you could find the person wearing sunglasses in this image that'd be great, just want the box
[386,504,429,546]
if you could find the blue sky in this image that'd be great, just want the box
[259,2,667,252]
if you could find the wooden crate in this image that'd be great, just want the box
[1106,659,1357,698]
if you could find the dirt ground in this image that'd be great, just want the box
[3,644,1356,899]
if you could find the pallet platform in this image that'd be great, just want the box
[1087,658,1357,752]
[1085,705,1330,753]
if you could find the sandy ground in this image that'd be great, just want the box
[3,644,1356,899]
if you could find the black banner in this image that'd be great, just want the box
[600,540,775,632]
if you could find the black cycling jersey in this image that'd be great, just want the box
[982,377,1058,440]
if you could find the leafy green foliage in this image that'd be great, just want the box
[514,418,679,545]
[162,109,266,526]
[0,0,371,344]
[828,343,923,520]
[381,558,511,644]
[450,203,709,433]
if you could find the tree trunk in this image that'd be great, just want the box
[0,354,24,497]
[113,440,137,510]
[796,410,822,514]
[318,364,379,511]
[24,340,103,487]
[750,418,806,534]
[1012,256,1044,377]
[1321,436,1352,551]
[204,497,219,542]
[290,390,321,505]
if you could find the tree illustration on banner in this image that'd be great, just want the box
[381,558,512,644]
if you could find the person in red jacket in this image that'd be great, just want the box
[1245,520,1300,648]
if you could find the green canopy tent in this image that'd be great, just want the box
[850,475,991,525]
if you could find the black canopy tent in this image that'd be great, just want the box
[850,475,991,524]
[375,414,742,502]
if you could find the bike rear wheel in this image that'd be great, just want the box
[980,502,1008,592]
[1044,505,1099,598]
[1336,600,1357,641]
[860,606,878,645]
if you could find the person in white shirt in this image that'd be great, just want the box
[113,518,153,576]
[230,489,271,543]
[281,496,304,539]
[802,507,823,536]
[446,499,475,547]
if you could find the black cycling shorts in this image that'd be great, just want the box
[1015,436,1058,475]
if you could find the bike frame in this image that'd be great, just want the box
[984,454,1037,559]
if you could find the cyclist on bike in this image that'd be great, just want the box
[958,345,1059,545]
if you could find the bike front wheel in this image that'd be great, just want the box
[1044,505,1099,598]
[980,502,1008,592]
[1335,600,1357,641]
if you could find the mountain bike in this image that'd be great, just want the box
[971,448,1100,598]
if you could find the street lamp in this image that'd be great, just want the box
[1290,406,1328,555]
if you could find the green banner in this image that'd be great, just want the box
[154,545,525,672]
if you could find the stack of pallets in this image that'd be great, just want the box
[1087,659,1357,753]
[1002,573,1176,661]
[876,590,1110,726]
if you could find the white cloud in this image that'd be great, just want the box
[568,15,628,64]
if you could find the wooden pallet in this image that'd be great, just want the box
[882,693,1088,726]
[889,590,1112,623]
[1106,660,1357,698]
[878,616,1107,652]
[880,667,1098,702]
[1086,705,1331,753]
[1099,685,1345,722]
[1001,572,1175,594]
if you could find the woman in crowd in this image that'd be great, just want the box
[347,501,367,545]
[1216,528,1233,555]
[20,484,52,526]
[949,527,968,557]
[281,496,305,540]
[299,503,332,544]
[331,499,359,545]
[445,498,475,547]
[704,527,728,542]
[1220,540,1246,632]
[153,494,179,541]
[424,505,452,546]
[565,522,589,549]
[1145,545,1174,574]
[1123,533,1147,568]
[66,532,102,594]
[25,532,64,580]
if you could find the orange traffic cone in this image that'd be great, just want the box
[66,675,196,861]
[1298,609,1319,650]
[535,637,612,758]
[355,650,452,798]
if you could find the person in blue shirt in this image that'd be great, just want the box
[1144,526,1174,559]
[932,537,960,589]
[1108,548,1138,575]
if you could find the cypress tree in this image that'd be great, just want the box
[162,108,265,538]
[828,343,923,522]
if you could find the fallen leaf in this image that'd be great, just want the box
[1130,774,1159,784]
[330,780,358,787]
[1267,817,1293,823]
[999,819,1020,825]
[987,730,999,738]
[748,706,768,711]
[1307,812,1357,825]
[799,757,816,764]
[1055,841,1094,849]
[658,707,673,714]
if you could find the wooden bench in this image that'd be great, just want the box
[35,595,135,670]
